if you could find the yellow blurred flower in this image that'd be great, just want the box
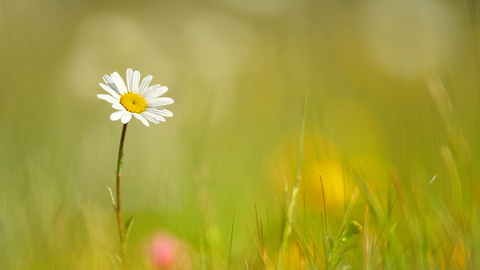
[267,133,350,211]
[267,129,388,212]
[445,241,469,270]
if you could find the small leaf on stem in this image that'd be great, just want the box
[107,186,116,210]
[124,215,134,241]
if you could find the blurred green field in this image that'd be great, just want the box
[1,0,480,269]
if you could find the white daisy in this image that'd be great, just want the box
[97,69,174,127]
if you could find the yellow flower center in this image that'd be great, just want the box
[120,92,147,114]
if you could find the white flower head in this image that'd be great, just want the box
[97,69,173,127]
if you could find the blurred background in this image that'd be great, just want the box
[1,0,479,268]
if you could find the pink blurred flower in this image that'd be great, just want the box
[148,233,192,270]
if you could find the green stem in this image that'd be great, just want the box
[116,123,128,262]
[277,94,308,269]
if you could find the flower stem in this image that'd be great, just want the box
[116,123,128,262]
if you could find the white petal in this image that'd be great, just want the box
[144,111,166,122]
[145,86,168,99]
[121,112,132,123]
[157,86,168,96]
[142,112,160,124]
[143,85,160,99]
[132,70,140,93]
[126,69,134,92]
[145,84,160,92]
[97,94,118,104]
[103,75,120,95]
[148,97,174,107]
[103,74,113,84]
[160,111,173,117]
[110,111,125,121]
[155,115,166,122]
[134,113,149,127]
[138,75,152,96]
[112,103,125,110]
[112,72,128,94]
[146,107,173,117]
[99,83,120,99]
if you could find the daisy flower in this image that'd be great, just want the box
[97,68,174,126]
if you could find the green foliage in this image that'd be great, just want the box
[327,221,363,270]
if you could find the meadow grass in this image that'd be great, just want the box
[1,0,480,269]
